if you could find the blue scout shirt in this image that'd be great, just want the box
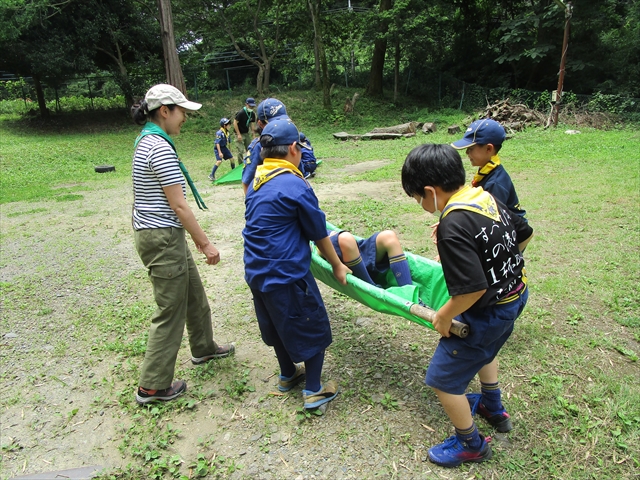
[243,163,327,292]
[241,141,262,185]
[214,128,233,160]
[478,164,527,221]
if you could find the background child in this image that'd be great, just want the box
[241,98,289,195]
[401,143,533,468]
[233,97,257,161]
[452,119,527,221]
[325,229,413,288]
[243,117,350,409]
[209,117,234,181]
[298,132,317,179]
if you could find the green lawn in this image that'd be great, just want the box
[1,94,639,478]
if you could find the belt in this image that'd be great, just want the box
[496,280,527,305]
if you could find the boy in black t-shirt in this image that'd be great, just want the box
[401,143,533,468]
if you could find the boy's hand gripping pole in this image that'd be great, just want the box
[409,304,470,338]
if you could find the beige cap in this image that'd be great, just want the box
[145,84,202,111]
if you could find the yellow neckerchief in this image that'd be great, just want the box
[253,158,306,191]
[441,185,501,221]
[472,154,501,187]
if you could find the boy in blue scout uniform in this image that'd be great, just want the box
[298,132,318,179]
[209,118,234,181]
[401,143,534,467]
[243,118,350,409]
[452,119,527,222]
[241,98,289,195]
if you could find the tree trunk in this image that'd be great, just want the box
[33,75,49,118]
[263,59,271,93]
[365,0,392,97]
[256,66,265,96]
[313,40,321,89]
[393,37,400,103]
[157,0,186,93]
[308,0,331,110]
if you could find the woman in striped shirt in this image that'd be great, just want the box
[130,84,234,405]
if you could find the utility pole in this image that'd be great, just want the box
[552,0,573,127]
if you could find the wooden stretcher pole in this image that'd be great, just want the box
[409,304,469,338]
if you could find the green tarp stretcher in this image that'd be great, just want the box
[310,223,468,336]
[213,165,244,185]
[213,160,323,186]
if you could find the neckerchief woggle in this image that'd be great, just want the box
[134,122,207,210]
[253,158,306,191]
[441,185,501,221]
[472,154,501,187]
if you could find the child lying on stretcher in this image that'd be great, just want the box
[324,229,415,288]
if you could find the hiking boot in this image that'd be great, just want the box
[466,393,513,432]
[278,363,306,392]
[136,380,187,405]
[428,434,492,468]
[303,380,339,409]
[191,344,235,365]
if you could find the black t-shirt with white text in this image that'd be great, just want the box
[437,199,533,311]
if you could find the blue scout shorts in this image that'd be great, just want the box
[425,287,528,395]
[250,271,332,363]
[329,231,389,277]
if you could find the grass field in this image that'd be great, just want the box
[1,91,639,479]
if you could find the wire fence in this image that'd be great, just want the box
[1,62,638,116]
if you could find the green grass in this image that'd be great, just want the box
[1,91,639,478]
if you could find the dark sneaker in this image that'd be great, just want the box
[466,393,513,432]
[208,174,215,181]
[303,380,339,409]
[428,434,492,467]
[278,363,306,392]
[191,344,235,365]
[136,380,187,404]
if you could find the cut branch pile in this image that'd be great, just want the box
[466,99,547,132]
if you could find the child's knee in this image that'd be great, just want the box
[377,230,401,250]
[337,232,359,258]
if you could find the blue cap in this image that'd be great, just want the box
[451,119,506,149]
[298,132,311,149]
[245,97,256,107]
[257,98,288,122]
[260,118,300,147]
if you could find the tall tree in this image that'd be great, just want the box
[181,0,282,95]
[157,0,186,92]
[365,0,392,97]
[308,0,331,110]
[0,0,95,116]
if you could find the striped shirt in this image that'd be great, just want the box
[132,134,186,230]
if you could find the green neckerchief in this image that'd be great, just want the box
[134,122,207,210]
[243,107,253,128]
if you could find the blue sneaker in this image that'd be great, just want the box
[466,393,513,432]
[302,380,339,409]
[428,434,492,467]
